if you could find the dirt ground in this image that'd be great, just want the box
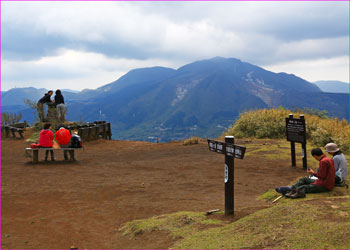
[1,132,307,249]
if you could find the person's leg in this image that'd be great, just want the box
[50,150,55,161]
[57,105,62,121]
[61,105,66,122]
[292,177,315,189]
[37,103,44,122]
[301,184,328,193]
[60,143,69,160]
[45,150,49,161]
[335,175,342,185]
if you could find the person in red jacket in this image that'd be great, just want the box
[39,123,55,161]
[55,126,72,160]
[276,148,335,198]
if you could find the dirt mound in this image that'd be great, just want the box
[1,133,306,249]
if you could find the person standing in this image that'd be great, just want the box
[37,90,54,122]
[54,89,66,123]
[325,143,347,184]
[39,123,55,161]
[55,126,72,160]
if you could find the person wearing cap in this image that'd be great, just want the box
[55,126,72,160]
[325,143,347,184]
[276,148,335,198]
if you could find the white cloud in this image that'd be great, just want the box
[1,1,349,91]
[263,56,349,83]
[1,49,182,91]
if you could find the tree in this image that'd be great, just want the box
[1,112,22,126]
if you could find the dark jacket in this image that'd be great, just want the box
[55,93,65,105]
[38,94,51,104]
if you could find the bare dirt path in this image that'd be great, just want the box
[1,134,306,249]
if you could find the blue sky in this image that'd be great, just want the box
[1,1,349,91]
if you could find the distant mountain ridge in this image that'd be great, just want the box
[2,57,349,141]
[313,80,349,93]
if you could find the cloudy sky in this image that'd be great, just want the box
[1,1,349,91]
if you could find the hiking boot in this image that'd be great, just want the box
[290,188,306,199]
[275,186,291,195]
[285,186,297,198]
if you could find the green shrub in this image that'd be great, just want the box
[224,108,349,153]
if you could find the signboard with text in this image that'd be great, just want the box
[286,117,306,144]
[207,139,246,159]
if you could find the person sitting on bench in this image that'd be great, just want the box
[55,125,72,160]
[39,123,55,161]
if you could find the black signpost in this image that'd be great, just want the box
[207,136,246,216]
[286,114,307,169]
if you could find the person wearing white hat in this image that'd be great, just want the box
[325,143,347,184]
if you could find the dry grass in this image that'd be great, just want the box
[224,108,349,153]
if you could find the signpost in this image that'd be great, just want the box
[286,114,307,169]
[207,136,246,216]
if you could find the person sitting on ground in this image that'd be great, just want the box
[37,90,54,122]
[54,89,66,123]
[325,143,347,185]
[39,123,55,161]
[55,125,72,161]
[275,148,335,199]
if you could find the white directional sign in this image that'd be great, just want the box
[207,139,246,159]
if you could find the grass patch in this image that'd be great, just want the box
[183,137,201,145]
[120,211,225,240]
[26,131,41,143]
[172,197,349,249]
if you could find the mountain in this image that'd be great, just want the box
[1,87,79,107]
[313,80,349,93]
[2,57,349,141]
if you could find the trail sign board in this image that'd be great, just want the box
[207,137,246,216]
[207,139,246,159]
[286,117,306,144]
[286,114,307,169]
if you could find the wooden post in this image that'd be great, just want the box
[102,123,107,139]
[106,123,112,140]
[289,114,296,166]
[225,136,234,215]
[5,126,10,137]
[300,115,307,170]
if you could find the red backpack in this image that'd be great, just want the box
[30,143,40,148]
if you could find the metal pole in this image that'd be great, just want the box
[225,136,234,215]
[300,115,307,170]
[289,114,296,166]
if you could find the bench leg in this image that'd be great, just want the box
[33,150,39,163]
[69,150,76,161]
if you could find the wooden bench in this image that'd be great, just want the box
[2,122,29,139]
[26,147,82,163]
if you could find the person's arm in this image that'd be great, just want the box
[313,161,329,180]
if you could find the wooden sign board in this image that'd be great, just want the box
[207,139,246,159]
[286,117,306,144]
[225,143,246,159]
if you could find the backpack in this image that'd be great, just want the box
[70,134,82,148]
[30,143,40,148]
